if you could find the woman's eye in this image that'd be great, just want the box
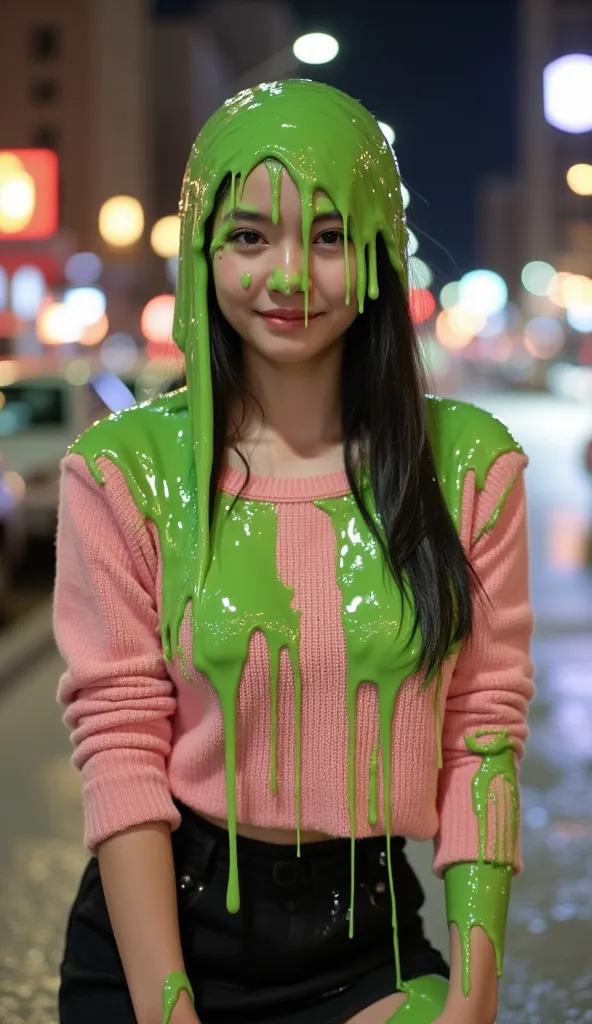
[230,229,263,246]
[316,229,345,245]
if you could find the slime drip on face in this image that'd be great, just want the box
[173,79,409,605]
[67,78,527,1021]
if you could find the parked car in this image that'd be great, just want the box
[0,356,174,540]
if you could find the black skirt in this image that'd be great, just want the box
[59,803,448,1024]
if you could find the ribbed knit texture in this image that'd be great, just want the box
[54,449,534,875]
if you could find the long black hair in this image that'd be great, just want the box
[170,209,478,681]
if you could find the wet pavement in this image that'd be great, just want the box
[0,390,591,1023]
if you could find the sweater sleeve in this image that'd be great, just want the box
[433,451,535,876]
[53,452,182,851]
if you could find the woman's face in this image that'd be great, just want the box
[210,162,358,365]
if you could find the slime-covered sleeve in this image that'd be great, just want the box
[433,451,535,876]
[54,453,182,852]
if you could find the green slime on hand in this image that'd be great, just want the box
[68,79,526,1019]
[161,971,194,1024]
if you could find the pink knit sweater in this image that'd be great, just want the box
[54,449,534,874]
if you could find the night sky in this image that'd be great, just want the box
[155,0,518,285]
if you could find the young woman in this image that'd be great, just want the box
[54,80,534,1024]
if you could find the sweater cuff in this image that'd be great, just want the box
[433,760,523,878]
[82,769,182,852]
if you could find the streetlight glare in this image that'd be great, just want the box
[293,32,339,65]
[377,121,395,146]
[522,261,556,297]
[151,215,181,259]
[459,269,508,318]
[566,163,592,196]
[543,54,592,133]
[99,195,144,248]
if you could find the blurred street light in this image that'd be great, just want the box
[522,261,556,297]
[458,269,507,317]
[141,294,175,344]
[151,215,181,259]
[98,195,144,247]
[0,157,36,234]
[65,252,103,286]
[566,163,592,196]
[11,265,46,320]
[439,282,460,309]
[292,32,339,65]
[543,54,592,133]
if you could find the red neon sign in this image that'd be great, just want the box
[0,149,58,240]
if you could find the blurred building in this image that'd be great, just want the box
[152,0,300,219]
[0,0,152,258]
[0,0,299,258]
[478,0,592,299]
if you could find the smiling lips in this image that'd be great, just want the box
[256,309,321,330]
[258,309,319,320]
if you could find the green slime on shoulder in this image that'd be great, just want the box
[67,79,527,1020]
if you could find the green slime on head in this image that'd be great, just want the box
[173,79,409,606]
[239,272,252,290]
[68,80,527,1021]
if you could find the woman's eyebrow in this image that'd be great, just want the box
[222,209,344,224]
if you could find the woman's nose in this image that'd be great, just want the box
[267,267,304,296]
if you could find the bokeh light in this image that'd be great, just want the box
[543,54,592,133]
[0,156,35,233]
[524,316,565,359]
[64,359,92,386]
[80,315,109,346]
[101,333,139,373]
[566,163,592,196]
[547,272,592,308]
[11,265,46,319]
[407,230,419,257]
[400,184,410,210]
[63,287,106,327]
[37,302,80,344]
[439,282,460,310]
[65,251,103,286]
[522,260,556,296]
[477,309,508,338]
[151,216,181,259]
[567,307,592,333]
[0,267,7,312]
[408,256,433,290]
[409,289,436,324]
[141,294,175,344]
[293,32,339,65]
[436,308,482,349]
[458,269,507,317]
[378,122,395,145]
[98,195,144,247]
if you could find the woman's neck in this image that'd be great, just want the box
[233,341,344,454]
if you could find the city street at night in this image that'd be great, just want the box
[0,0,591,1020]
[0,390,591,1024]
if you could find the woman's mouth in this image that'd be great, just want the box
[256,310,321,331]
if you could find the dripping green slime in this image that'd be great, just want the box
[68,81,526,1021]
